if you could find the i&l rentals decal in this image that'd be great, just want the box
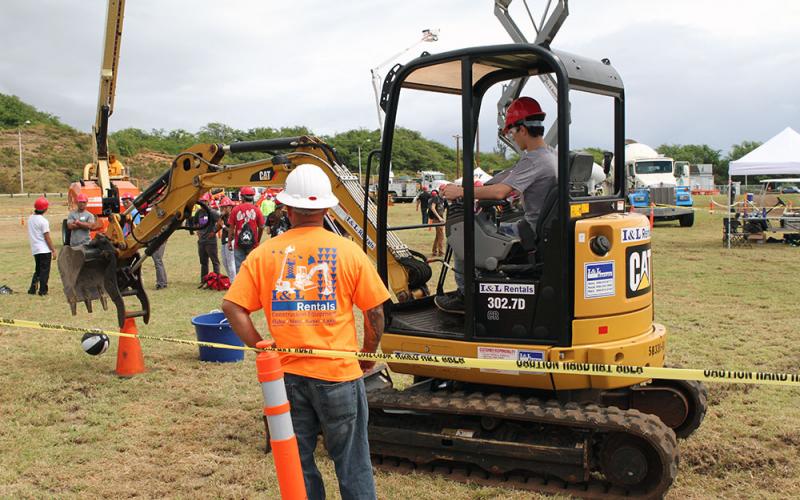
[626,243,652,298]
[479,283,535,295]
[621,226,650,243]
[330,205,376,250]
[584,261,615,299]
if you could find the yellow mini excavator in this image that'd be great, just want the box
[58,18,705,500]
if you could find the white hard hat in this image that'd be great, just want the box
[276,164,339,209]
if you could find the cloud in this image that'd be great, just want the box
[1,0,798,155]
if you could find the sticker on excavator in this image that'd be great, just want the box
[478,346,518,375]
[584,261,615,299]
[248,167,274,182]
[626,243,652,298]
[518,349,546,375]
[330,205,375,250]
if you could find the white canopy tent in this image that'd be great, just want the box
[453,167,493,186]
[729,127,800,176]
[726,127,800,248]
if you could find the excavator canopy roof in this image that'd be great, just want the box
[399,44,623,98]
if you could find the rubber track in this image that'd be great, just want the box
[369,389,678,499]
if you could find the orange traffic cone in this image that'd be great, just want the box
[116,317,145,376]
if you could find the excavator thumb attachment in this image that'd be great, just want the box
[58,236,150,328]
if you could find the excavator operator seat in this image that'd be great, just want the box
[446,209,517,271]
[445,152,595,271]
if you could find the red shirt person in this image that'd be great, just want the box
[227,186,265,273]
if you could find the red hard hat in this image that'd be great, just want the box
[76,193,89,203]
[219,197,235,207]
[474,180,484,187]
[121,193,134,200]
[34,197,49,211]
[200,193,211,202]
[503,97,545,134]
[240,186,255,196]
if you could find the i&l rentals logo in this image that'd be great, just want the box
[271,245,337,315]
[626,243,651,298]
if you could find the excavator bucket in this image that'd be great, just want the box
[58,237,150,327]
[58,244,110,316]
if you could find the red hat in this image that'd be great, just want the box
[219,197,235,207]
[34,197,49,211]
[76,193,89,203]
[121,193,134,200]
[474,180,484,187]
[240,186,255,196]
[503,97,545,134]
[200,192,211,202]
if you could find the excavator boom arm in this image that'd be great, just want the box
[60,136,430,326]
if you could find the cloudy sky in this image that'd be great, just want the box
[2,0,799,155]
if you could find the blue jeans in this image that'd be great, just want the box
[283,374,375,500]
[452,222,520,293]
[233,247,252,274]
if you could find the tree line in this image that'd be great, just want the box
[0,93,766,186]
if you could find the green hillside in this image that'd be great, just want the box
[0,93,515,193]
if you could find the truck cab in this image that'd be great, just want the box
[419,170,448,192]
[625,143,694,226]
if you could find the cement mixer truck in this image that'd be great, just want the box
[625,142,694,227]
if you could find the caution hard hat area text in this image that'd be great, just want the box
[2,317,799,387]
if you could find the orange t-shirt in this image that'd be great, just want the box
[224,226,391,381]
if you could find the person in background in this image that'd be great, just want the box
[222,164,389,500]
[194,193,221,282]
[108,154,125,177]
[259,192,276,220]
[428,189,446,256]
[227,186,265,273]
[267,202,291,237]
[67,193,97,246]
[414,185,431,226]
[121,193,141,237]
[217,197,237,280]
[152,241,168,290]
[27,197,57,296]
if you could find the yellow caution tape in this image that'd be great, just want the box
[2,317,800,387]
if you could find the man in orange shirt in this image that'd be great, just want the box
[222,164,390,500]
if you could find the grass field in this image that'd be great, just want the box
[1,194,799,499]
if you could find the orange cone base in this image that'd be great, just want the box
[116,318,145,377]
[271,436,307,500]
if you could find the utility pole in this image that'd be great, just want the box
[453,134,462,179]
[18,120,30,193]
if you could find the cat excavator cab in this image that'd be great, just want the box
[365,41,707,497]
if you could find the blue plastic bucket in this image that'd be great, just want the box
[191,311,245,363]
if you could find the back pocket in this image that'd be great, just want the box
[316,380,357,424]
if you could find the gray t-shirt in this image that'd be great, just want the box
[486,146,557,231]
[68,210,96,246]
